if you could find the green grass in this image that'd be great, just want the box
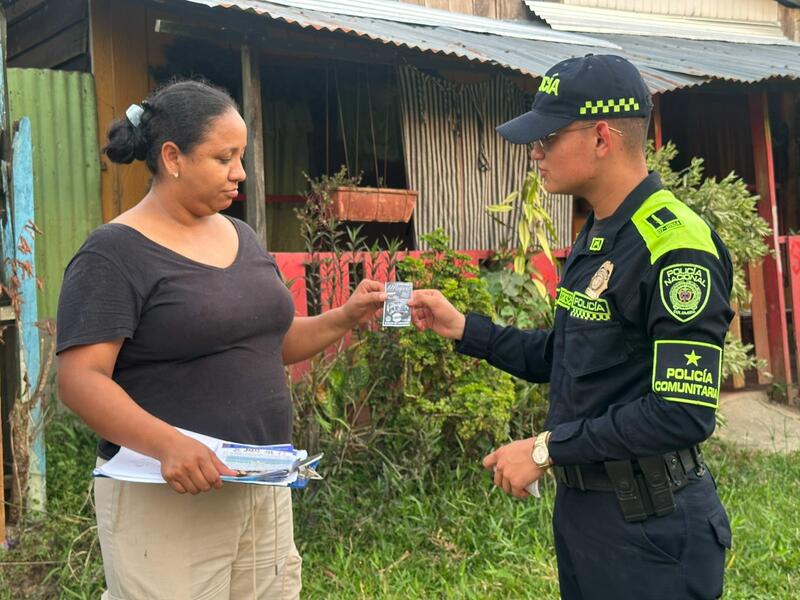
[1,415,798,598]
[0,414,105,599]
[296,441,800,599]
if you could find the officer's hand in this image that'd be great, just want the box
[408,290,466,340]
[483,438,544,499]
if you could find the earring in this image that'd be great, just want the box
[172,171,179,179]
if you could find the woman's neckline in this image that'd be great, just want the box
[107,215,242,271]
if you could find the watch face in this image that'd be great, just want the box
[533,446,548,464]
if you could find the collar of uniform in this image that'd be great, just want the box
[581,171,663,255]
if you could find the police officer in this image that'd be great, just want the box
[409,54,733,599]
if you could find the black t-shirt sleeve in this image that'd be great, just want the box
[56,251,142,354]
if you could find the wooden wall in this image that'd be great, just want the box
[89,0,177,222]
[779,5,800,41]
[400,0,527,20]
[6,0,90,71]
[560,0,778,22]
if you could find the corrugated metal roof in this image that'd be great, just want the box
[7,69,103,319]
[604,34,800,85]
[179,0,800,93]
[558,0,779,24]
[190,0,618,47]
[525,0,792,45]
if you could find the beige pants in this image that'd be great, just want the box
[95,460,302,600]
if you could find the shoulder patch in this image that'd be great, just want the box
[652,340,722,409]
[659,263,711,322]
[632,190,718,264]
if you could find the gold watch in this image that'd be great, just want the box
[532,431,552,469]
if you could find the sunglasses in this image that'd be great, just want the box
[532,123,624,152]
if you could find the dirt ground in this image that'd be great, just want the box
[716,390,800,454]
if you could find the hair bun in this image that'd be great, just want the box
[104,115,149,164]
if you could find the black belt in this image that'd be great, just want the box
[553,447,706,522]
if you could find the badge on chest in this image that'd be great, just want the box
[585,260,614,299]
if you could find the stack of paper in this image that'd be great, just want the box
[93,428,322,488]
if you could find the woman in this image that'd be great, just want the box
[56,79,385,599]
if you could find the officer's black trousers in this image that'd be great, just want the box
[552,471,731,600]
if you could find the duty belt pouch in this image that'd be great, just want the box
[604,460,648,522]
[639,455,676,518]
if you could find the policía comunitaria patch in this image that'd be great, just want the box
[585,260,614,299]
[659,263,710,323]
[652,340,722,409]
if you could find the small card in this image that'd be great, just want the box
[382,282,413,327]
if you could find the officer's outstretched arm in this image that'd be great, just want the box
[455,313,553,383]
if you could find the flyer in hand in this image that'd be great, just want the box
[93,428,323,488]
[219,442,323,484]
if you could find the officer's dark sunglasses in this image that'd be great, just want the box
[532,123,624,152]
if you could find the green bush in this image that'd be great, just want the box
[390,230,517,447]
[291,229,518,475]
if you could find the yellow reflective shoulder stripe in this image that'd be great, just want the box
[631,190,718,264]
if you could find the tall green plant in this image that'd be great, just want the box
[483,171,557,439]
[486,170,556,298]
[646,141,771,379]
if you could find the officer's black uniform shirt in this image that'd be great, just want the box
[457,172,734,465]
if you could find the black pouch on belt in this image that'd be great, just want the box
[638,455,676,517]
[604,460,648,522]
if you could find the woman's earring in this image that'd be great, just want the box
[172,171,180,179]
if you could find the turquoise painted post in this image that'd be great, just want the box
[1,117,45,512]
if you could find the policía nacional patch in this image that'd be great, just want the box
[652,340,722,409]
[585,260,614,299]
[659,263,710,323]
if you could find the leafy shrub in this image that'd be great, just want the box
[291,229,518,476]
[388,229,517,448]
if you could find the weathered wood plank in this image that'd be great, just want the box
[748,262,772,385]
[241,44,267,248]
[473,0,496,18]
[7,0,86,60]
[91,0,151,222]
[5,0,46,25]
[448,0,473,15]
[749,92,792,390]
[1,118,45,513]
[788,236,800,398]
[8,20,86,69]
[729,304,745,389]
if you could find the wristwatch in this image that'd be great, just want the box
[532,431,552,469]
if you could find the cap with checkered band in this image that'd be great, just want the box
[497,54,652,145]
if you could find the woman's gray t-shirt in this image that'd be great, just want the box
[56,217,295,459]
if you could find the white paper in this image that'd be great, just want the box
[525,480,541,498]
[93,428,302,487]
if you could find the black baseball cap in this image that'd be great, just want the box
[497,54,652,145]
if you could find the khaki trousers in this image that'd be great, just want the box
[95,461,302,600]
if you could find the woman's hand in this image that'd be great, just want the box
[156,430,238,494]
[339,279,387,328]
[407,289,466,340]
